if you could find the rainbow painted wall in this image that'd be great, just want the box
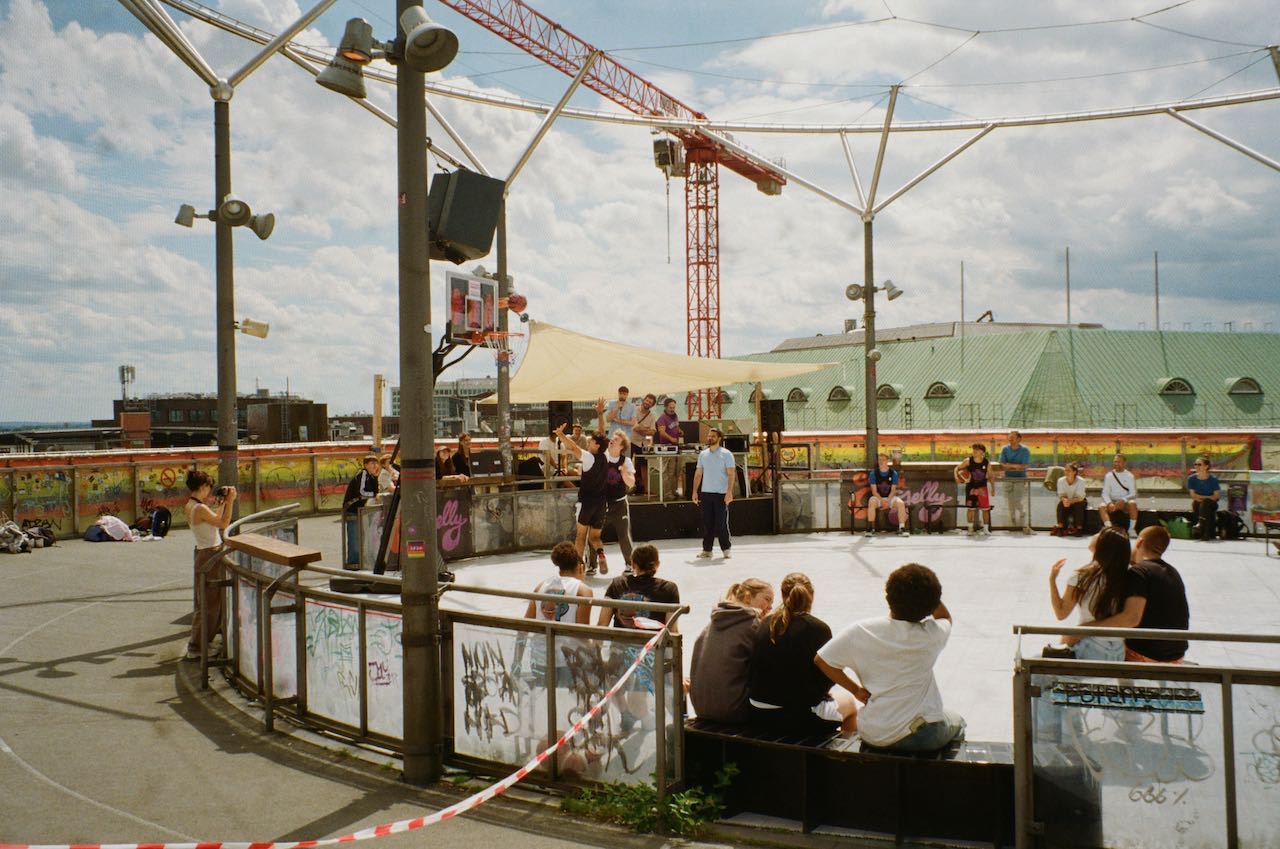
[3,430,1278,538]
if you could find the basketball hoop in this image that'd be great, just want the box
[477,330,523,364]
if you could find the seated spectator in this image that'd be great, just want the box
[435,447,468,483]
[1074,526,1189,663]
[1099,453,1138,535]
[377,453,398,495]
[689,578,774,724]
[1187,454,1221,541]
[816,563,964,752]
[748,573,857,736]
[1047,527,1129,660]
[865,452,909,537]
[525,540,594,625]
[598,544,679,734]
[1052,463,1087,536]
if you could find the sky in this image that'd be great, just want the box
[1,0,1277,421]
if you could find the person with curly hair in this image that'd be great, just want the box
[817,563,964,752]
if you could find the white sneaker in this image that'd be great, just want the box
[1022,526,1034,535]
[209,634,225,657]
[897,527,909,537]
[722,550,732,560]
[696,551,712,559]
[978,526,990,537]
[864,529,874,538]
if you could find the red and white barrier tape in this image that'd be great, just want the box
[2,629,667,849]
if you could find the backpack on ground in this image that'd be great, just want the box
[1217,510,1247,540]
[149,507,172,538]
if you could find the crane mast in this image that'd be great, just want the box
[438,0,785,417]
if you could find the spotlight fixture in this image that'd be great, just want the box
[845,283,864,301]
[399,7,459,73]
[174,204,200,227]
[236,318,270,339]
[884,280,903,301]
[218,194,252,227]
[316,18,375,99]
[246,213,275,241]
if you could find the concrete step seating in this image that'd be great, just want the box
[684,718,1014,845]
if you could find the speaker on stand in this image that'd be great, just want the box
[759,399,785,532]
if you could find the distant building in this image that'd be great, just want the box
[722,321,1280,431]
[86,389,328,448]
[393,378,497,438]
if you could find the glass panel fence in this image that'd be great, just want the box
[1031,671,1226,848]
[305,598,362,728]
[450,617,670,787]
[364,609,403,739]
[1232,682,1280,849]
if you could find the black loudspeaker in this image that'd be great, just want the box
[427,170,506,264]
[761,399,785,433]
[548,400,574,434]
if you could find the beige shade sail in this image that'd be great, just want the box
[502,320,836,403]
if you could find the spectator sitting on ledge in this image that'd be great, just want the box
[816,563,965,752]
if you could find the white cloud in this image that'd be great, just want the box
[1,0,1277,421]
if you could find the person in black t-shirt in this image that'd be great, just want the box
[1075,525,1189,662]
[554,423,611,575]
[953,443,993,536]
[341,455,381,566]
[747,573,857,736]
[598,544,680,734]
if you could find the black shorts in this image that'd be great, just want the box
[576,499,607,529]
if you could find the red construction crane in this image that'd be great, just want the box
[437,0,786,418]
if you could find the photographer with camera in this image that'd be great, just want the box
[184,470,236,660]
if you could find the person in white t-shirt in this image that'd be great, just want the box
[1099,453,1139,534]
[815,563,965,752]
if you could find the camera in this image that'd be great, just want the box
[216,486,231,497]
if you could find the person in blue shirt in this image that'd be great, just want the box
[1187,455,1221,541]
[693,428,737,558]
[604,386,637,447]
[865,452,909,537]
[999,431,1032,533]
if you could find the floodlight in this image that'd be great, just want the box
[399,7,458,73]
[236,318,270,339]
[472,265,489,278]
[246,213,275,241]
[867,348,882,363]
[218,194,252,227]
[336,18,375,63]
[316,20,374,99]
[316,55,367,98]
[845,283,864,301]
[884,280,903,301]
[175,204,198,227]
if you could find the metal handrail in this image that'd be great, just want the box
[1014,624,1280,643]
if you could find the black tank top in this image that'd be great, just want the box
[604,452,629,501]
[579,451,608,501]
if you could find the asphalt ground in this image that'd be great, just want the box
[0,526,722,849]
[3,513,1277,848]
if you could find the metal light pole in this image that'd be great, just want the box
[862,217,877,469]
[496,207,513,476]
[213,92,239,494]
[396,0,443,786]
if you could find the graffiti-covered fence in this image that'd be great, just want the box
[222,527,685,795]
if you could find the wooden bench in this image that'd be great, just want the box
[224,532,323,567]
[683,718,1014,846]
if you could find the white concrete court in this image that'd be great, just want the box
[438,528,1280,743]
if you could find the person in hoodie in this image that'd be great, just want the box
[689,579,774,724]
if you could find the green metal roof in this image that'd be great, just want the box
[724,327,1280,430]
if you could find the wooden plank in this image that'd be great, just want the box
[225,532,322,567]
